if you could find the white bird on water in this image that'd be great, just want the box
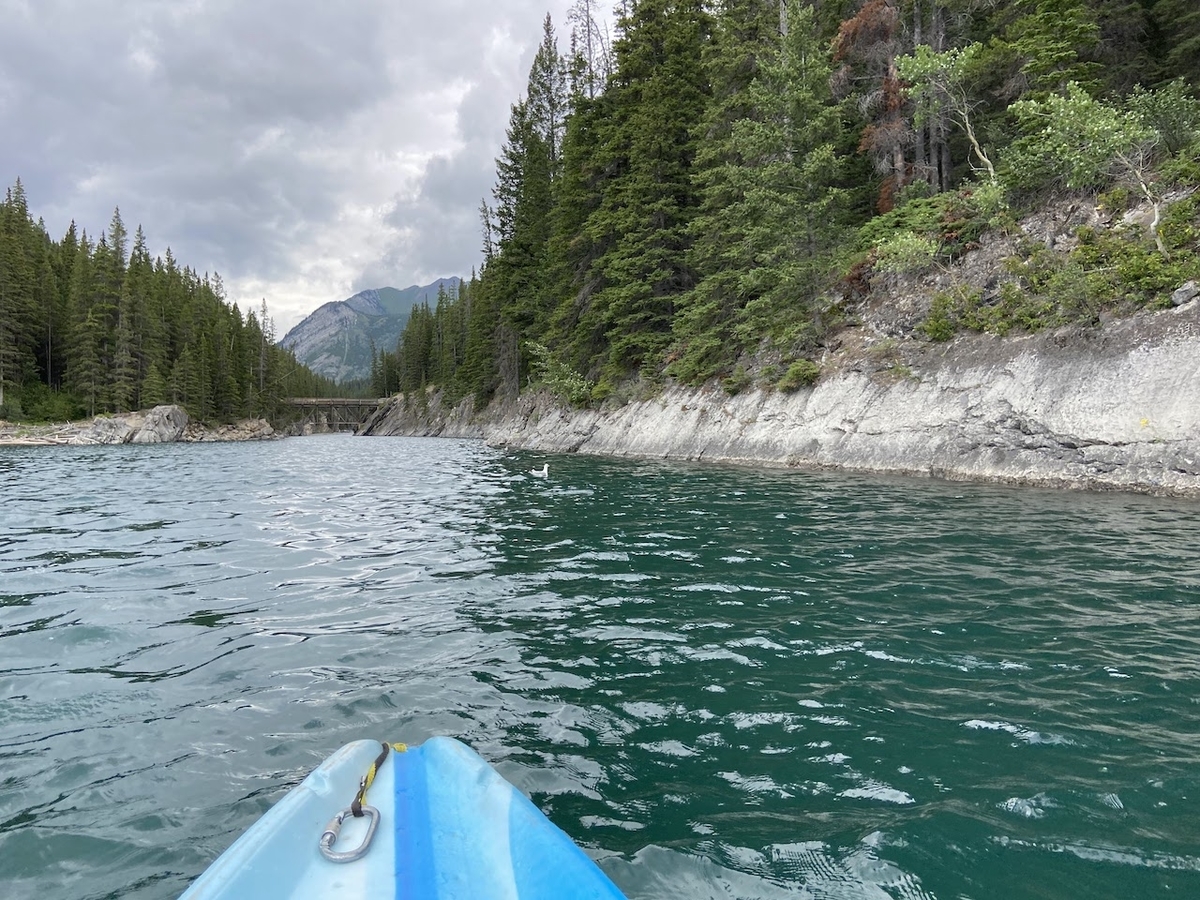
[531,463,549,477]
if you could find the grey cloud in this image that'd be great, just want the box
[365,1,572,289]
[152,2,391,125]
[2,1,380,253]
[0,0,602,317]
[361,152,490,291]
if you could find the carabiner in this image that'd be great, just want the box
[318,805,379,863]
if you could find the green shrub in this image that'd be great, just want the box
[1097,187,1133,214]
[721,365,752,395]
[1115,250,1174,298]
[526,341,593,407]
[967,180,1010,223]
[15,383,84,422]
[1005,83,1156,193]
[590,379,615,403]
[1026,271,1099,324]
[936,187,1001,254]
[918,287,982,340]
[1158,140,1200,186]
[856,197,944,251]
[1161,194,1200,253]
[874,231,940,275]
[777,359,820,392]
[974,282,1046,334]
[919,295,959,341]
[856,187,1003,262]
[1126,79,1200,154]
[1067,200,1200,308]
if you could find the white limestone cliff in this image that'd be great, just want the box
[365,301,1200,498]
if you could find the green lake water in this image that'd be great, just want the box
[1,434,1197,899]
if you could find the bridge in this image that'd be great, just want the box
[284,397,388,432]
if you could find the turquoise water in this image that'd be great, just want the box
[1,435,1198,899]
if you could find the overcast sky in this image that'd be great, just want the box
[0,0,615,335]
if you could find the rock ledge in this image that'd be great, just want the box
[0,406,276,447]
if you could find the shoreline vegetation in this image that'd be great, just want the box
[361,296,1200,501]
[365,5,1200,415]
[354,4,1200,499]
[0,187,340,429]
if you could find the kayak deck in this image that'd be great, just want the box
[179,737,626,900]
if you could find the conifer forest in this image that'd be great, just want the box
[0,186,337,422]
[373,0,1200,406]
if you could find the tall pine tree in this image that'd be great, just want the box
[676,1,850,382]
[576,0,712,389]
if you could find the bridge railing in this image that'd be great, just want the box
[285,398,386,408]
[283,398,388,431]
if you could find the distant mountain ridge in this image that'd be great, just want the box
[280,279,460,384]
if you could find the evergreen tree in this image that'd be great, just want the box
[45,221,79,390]
[493,29,564,249]
[0,182,38,409]
[669,0,780,382]
[833,0,908,211]
[369,341,383,397]
[73,209,131,409]
[544,76,611,369]
[529,14,569,167]
[399,302,435,392]
[0,181,333,422]
[979,0,1101,103]
[141,360,168,407]
[65,233,107,415]
[567,0,614,98]
[577,0,712,387]
[249,299,279,416]
[30,233,61,394]
[459,273,499,403]
[487,16,568,393]
[126,226,159,403]
[678,1,849,381]
[110,316,138,412]
[1148,0,1200,85]
[491,98,552,321]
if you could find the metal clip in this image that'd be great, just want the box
[318,805,379,863]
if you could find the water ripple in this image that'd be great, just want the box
[1,438,1198,899]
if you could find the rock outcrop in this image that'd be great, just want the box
[369,302,1200,498]
[74,405,190,445]
[131,405,190,443]
[360,391,485,439]
[183,418,275,442]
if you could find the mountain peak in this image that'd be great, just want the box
[279,278,461,383]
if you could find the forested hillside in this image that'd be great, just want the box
[377,0,1200,407]
[0,184,336,423]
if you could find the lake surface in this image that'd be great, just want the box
[1,435,1198,900]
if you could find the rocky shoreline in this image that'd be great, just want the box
[363,300,1200,500]
[6,300,1197,500]
[0,405,277,447]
